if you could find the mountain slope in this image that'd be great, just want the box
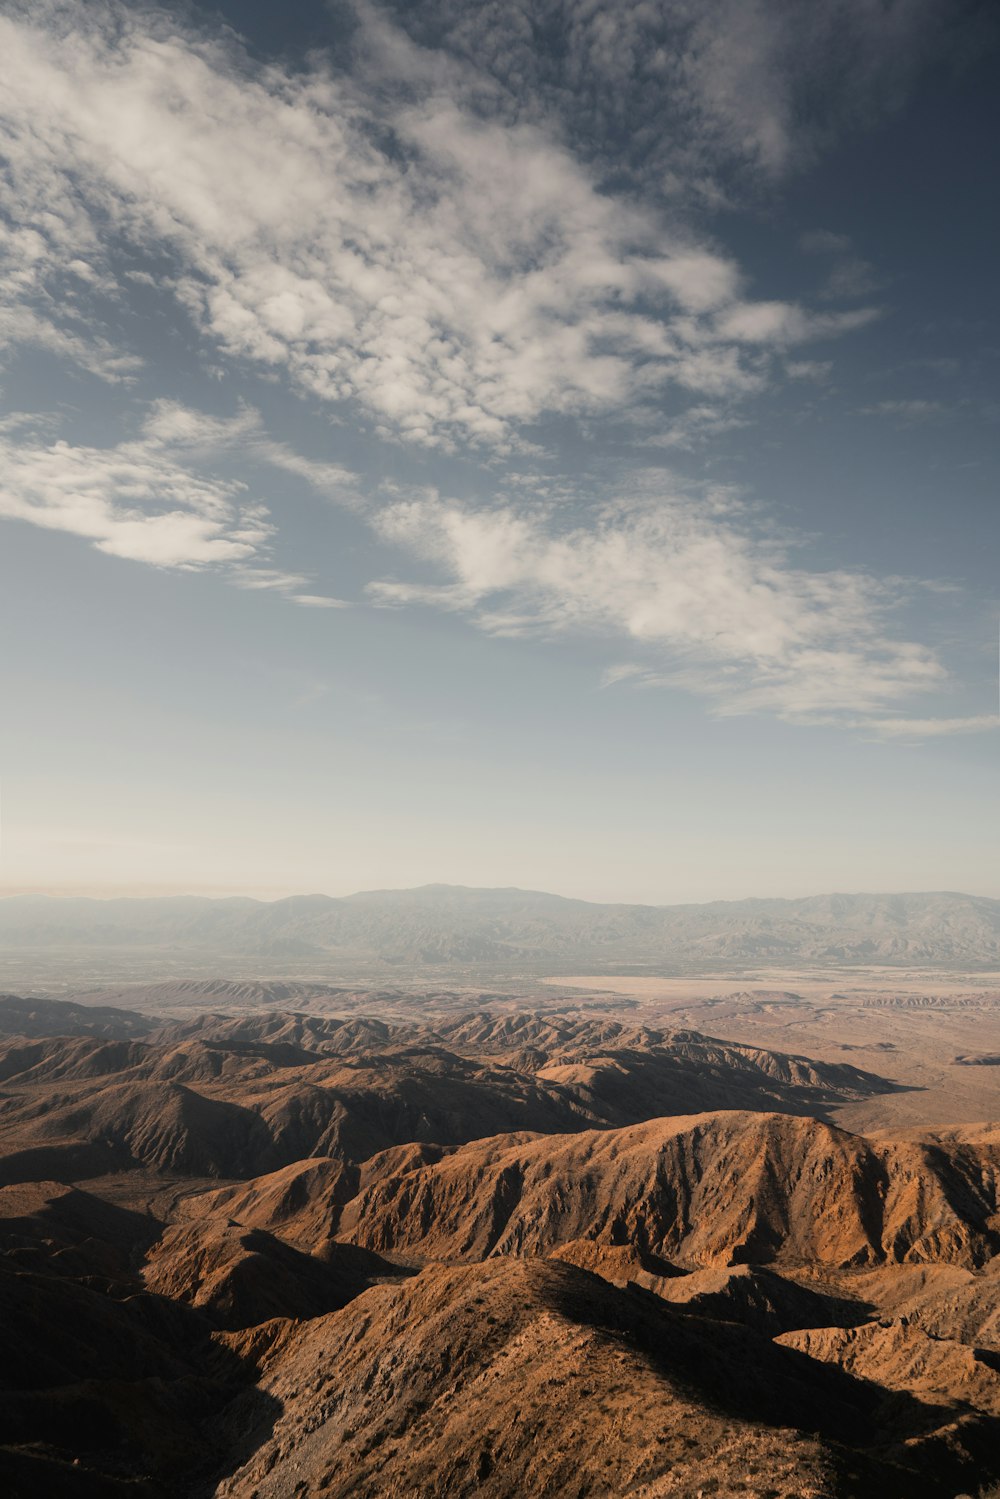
[0,994,154,1039]
[209,1256,998,1499]
[340,1110,1000,1270]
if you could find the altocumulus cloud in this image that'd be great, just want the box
[0,0,877,452]
[0,0,992,739]
[375,0,968,185]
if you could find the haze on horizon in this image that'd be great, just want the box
[4,879,1000,909]
[0,0,997,907]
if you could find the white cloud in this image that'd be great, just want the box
[0,175,142,381]
[0,417,263,567]
[289,594,352,609]
[0,1,985,744]
[0,2,882,451]
[863,714,999,739]
[228,566,313,593]
[368,484,951,722]
[716,302,878,346]
[0,400,354,598]
[639,404,749,450]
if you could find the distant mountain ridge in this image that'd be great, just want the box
[1,885,999,973]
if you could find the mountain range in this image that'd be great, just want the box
[0,1002,897,1186]
[3,885,1000,975]
[2,995,1000,1496]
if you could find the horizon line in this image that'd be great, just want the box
[1,882,997,908]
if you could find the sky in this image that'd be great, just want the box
[0,0,997,904]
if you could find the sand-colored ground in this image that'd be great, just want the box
[541,971,1000,1132]
[541,968,1000,999]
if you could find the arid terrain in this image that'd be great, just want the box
[540,971,1000,1133]
[0,990,999,1495]
[4,892,1000,1496]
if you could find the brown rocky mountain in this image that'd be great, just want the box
[152,1010,416,1051]
[338,1109,1000,1268]
[0,993,155,1039]
[0,1013,898,1191]
[184,1157,359,1251]
[142,1219,398,1330]
[210,1256,996,1499]
[4,1002,1000,1496]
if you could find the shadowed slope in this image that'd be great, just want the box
[209,1256,1000,1499]
[777,1319,1000,1416]
[143,1219,403,1330]
[183,1157,358,1251]
[549,1242,865,1335]
[0,1178,159,1289]
[0,1078,279,1184]
[0,1254,278,1499]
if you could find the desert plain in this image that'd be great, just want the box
[543,969,1000,1131]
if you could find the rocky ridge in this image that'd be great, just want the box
[1,1001,1000,1496]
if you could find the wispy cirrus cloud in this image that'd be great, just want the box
[0,1,883,453]
[7,395,977,732]
[0,401,351,603]
[715,302,878,345]
[799,229,882,302]
[859,399,949,423]
[368,482,953,726]
[862,713,999,738]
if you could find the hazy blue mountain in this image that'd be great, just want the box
[1,886,999,974]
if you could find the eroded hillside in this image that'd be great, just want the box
[2,998,1000,1497]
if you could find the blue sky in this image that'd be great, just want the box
[0,0,997,901]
